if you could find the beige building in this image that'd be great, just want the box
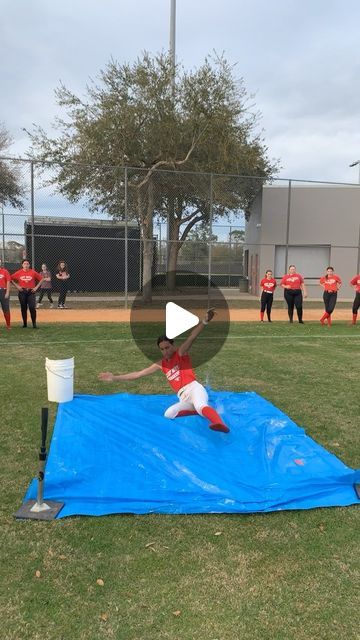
[245,183,360,299]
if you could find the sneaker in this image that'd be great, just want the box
[49,304,54,309]
[57,305,63,309]
[299,320,304,324]
[209,423,230,434]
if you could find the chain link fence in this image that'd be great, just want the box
[1,157,359,305]
[0,158,247,305]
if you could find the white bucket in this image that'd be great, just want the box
[45,357,74,403]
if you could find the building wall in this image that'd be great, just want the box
[245,185,360,299]
[243,193,262,294]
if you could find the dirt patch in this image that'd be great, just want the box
[8,307,353,323]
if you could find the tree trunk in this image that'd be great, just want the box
[166,241,180,290]
[166,208,205,290]
[139,182,154,303]
[166,213,180,291]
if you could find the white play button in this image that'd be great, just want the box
[166,302,199,340]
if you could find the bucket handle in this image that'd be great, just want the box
[45,365,73,380]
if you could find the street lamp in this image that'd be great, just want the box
[349,160,360,184]
[169,0,176,94]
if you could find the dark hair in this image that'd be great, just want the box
[57,260,68,272]
[325,266,334,279]
[22,258,30,264]
[157,335,174,346]
[288,264,296,270]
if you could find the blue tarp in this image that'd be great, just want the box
[24,391,359,517]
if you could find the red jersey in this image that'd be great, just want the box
[0,267,10,288]
[11,269,42,289]
[161,350,196,393]
[320,274,341,292]
[260,277,277,293]
[350,275,360,293]
[281,273,304,289]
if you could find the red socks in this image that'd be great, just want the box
[3,311,11,328]
[320,312,329,325]
[175,406,230,433]
[353,313,357,325]
[201,406,223,424]
[176,410,198,418]
[260,312,264,321]
[201,406,230,433]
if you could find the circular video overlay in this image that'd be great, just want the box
[130,272,230,368]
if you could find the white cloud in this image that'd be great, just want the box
[1,0,360,183]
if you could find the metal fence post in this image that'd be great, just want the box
[229,225,232,287]
[208,173,213,306]
[30,161,35,267]
[124,166,128,310]
[1,204,5,263]
[357,223,360,274]
[284,179,291,273]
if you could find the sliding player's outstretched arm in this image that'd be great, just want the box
[178,309,215,356]
[99,362,161,382]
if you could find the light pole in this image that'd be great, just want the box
[1,204,5,263]
[349,160,360,184]
[169,0,176,93]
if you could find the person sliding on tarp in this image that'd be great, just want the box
[99,308,230,433]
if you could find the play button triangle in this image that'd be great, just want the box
[166,302,199,340]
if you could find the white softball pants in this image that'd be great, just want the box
[164,380,208,419]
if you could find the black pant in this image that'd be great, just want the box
[58,282,68,306]
[18,290,36,327]
[0,289,10,313]
[323,291,337,315]
[284,289,303,322]
[353,292,360,314]
[260,291,273,319]
[38,288,53,303]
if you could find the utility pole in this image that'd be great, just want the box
[349,160,360,184]
[169,0,176,94]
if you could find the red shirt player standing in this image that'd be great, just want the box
[10,259,43,328]
[319,267,342,326]
[281,265,307,323]
[259,269,277,322]
[350,273,360,325]
[0,258,11,330]
[99,308,230,433]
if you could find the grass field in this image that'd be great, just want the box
[1,321,359,640]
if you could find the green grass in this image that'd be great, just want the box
[0,322,359,640]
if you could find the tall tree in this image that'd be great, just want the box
[26,53,278,300]
[0,123,25,209]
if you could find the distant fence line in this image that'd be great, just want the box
[0,158,250,304]
[1,157,360,304]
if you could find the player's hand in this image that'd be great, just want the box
[205,307,216,323]
[99,372,114,382]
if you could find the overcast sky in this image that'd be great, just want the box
[1,0,360,184]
